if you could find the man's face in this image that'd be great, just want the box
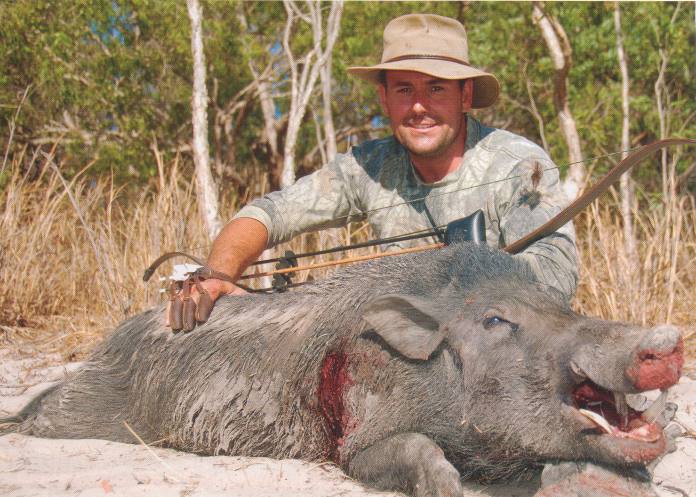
[378,71,473,159]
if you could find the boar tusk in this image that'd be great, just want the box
[578,409,613,434]
[614,392,629,426]
[641,389,669,423]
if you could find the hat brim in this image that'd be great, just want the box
[347,59,500,109]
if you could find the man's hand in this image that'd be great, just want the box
[166,277,247,332]
[162,217,269,333]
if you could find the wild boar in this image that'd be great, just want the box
[3,243,683,496]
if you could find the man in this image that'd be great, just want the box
[168,13,578,330]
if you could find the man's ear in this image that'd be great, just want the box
[361,294,446,361]
[461,78,474,113]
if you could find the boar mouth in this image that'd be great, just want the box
[565,380,670,463]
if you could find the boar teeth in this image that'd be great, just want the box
[641,389,669,423]
[614,392,629,426]
[579,409,614,434]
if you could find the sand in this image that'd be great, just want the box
[0,350,694,497]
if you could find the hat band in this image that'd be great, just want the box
[383,54,471,67]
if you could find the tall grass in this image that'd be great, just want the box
[1,150,694,363]
[0,149,376,354]
[574,190,695,326]
[1,148,205,352]
[572,187,696,368]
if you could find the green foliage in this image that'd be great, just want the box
[1,1,694,193]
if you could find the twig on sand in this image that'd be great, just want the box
[146,438,169,447]
[679,426,696,439]
[0,382,45,388]
[122,421,182,483]
[657,482,689,497]
[0,421,19,431]
[306,461,338,473]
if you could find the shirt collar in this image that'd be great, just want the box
[465,115,482,151]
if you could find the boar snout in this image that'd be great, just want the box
[627,325,683,391]
[563,324,684,466]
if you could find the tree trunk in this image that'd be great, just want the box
[211,76,256,195]
[235,4,285,192]
[654,3,682,197]
[256,73,285,191]
[280,0,343,189]
[532,2,585,200]
[652,3,683,324]
[321,57,338,162]
[614,2,637,267]
[187,0,222,240]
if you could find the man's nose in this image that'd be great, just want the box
[409,87,432,114]
[411,100,427,114]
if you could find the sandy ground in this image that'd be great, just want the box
[0,350,694,497]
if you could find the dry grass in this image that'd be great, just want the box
[573,190,696,327]
[1,150,694,367]
[0,149,376,357]
[572,187,696,374]
[0,148,207,356]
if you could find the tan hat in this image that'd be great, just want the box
[347,14,500,109]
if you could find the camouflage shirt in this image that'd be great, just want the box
[235,117,578,300]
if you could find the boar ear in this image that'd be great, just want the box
[362,294,445,361]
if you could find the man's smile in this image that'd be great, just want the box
[408,123,438,130]
[404,117,441,132]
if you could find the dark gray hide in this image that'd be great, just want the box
[6,243,682,497]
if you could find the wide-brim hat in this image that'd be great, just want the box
[347,14,500,109]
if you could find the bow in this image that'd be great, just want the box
[145,138,696,291]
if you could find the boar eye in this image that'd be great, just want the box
[483,316,504,329]
[483,316,519,333]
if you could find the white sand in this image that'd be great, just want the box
[1,351,693,497]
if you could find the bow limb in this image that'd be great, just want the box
[504,138,696,255]
[142,251,207,282]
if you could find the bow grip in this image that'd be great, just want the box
[444,210,486,245]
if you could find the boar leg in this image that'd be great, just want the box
[348,432,462,497]
[534,462,659,497]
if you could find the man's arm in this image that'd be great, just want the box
[233,154,364,248]
[203,217,270,296]
[496,158,579,301]
[167,151,364,331]
[220,150,362,276]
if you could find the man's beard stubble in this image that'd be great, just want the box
[395,113,467,159]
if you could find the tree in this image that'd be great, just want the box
[280,0,343,189]
[614,2,637,267]
[532,2,585,200]
[187,0,222,240]
[1,1,694,200]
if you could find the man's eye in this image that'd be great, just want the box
[431,86,444,93]
[396,87,410,94]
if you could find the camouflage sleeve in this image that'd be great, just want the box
[495,157,579,301]
[232,152,365,247]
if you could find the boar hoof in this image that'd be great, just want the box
[535,462,658,497]
[349,432,463,497]
[412,457,462,497]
